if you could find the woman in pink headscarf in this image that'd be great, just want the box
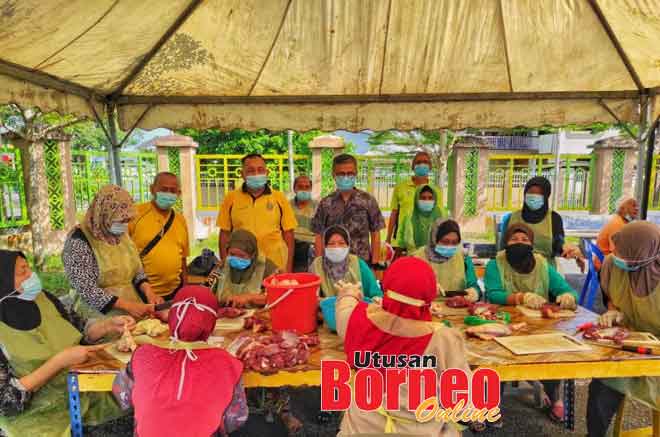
[335,256,471,436]
[112,285,247,437]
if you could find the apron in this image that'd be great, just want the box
[291,199,317,244]
[602,265,660,410]
[215,255,268,302]
[495,251,550,299]
[0,293,121,437]
[80,225,142,316]
[312,255,362,297]
[412,248,466,298]
[509,210,555,267]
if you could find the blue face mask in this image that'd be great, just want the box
[335,176,356,192]
[296,191,312,202]
[525,193,545,211]
[155,192,178,210]
[18,273,42,301]
[434,244,458,258]
[228,255,252,270]
[417,200,435,212]
[109,222,128,236]
[414,164,430,177]
[245,174,268,190]
[613,254,658,272]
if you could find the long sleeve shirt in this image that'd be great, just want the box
[499,211,566,256]
[463,256,482,297]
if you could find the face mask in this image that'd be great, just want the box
[155,192,178,210]
[624,214,635,222]
[245,174,268,190]
[434,244,457,258]
[325,247,349,263]
[417,200,435,212]
[505,243,534,264]
[109,222,128,236]
[17,273,42,301]
[228,255,252,270]
[525,193,545,211]
[335,176,356,192]
[413,164,430,177]
[296,191,312,202]
[613,254,659,272]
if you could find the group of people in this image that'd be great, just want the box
[0,150,658,437]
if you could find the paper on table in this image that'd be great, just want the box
[495,333,592,355]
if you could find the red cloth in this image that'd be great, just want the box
[169,285,219,342]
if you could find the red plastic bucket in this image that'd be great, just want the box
[263,273,321,334]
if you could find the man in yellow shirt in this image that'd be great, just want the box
[129,172,189,299]
[217,154,297,272]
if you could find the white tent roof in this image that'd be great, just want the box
[1,0,659,131]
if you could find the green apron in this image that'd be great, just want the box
[509,210,555,267]
[290,199,317,244]
[215,254,268,302]
[312,255,362,297]
[412,248,466,299]
[0,293,121,437]
[495,250,550,299]
[602,263,660,410]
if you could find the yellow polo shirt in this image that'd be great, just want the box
[129,202,189,296]
[217,185,297,270]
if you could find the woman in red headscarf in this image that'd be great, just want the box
[336,257,471,436]
[112,285,247,437]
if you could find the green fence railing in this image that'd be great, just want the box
[649,154,660,211]
[0,144,29,229]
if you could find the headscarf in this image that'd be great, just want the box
[322,225,352,282]
[169,285,219,343]
[503,223,536,274]
[227,230,259,284]
[425,218,461,264]
[522,176,551,223]
[610,221,660,297]
[381,257,437,321]
[83,184,136,245]
[0,250,42,330]
[408,185,443,249]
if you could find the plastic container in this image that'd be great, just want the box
[263,273,321,334]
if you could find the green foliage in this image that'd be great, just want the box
[367,130,455,147]
[176,128,322,155]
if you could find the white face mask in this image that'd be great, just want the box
[109,222,128,236]
[325,247,349,263]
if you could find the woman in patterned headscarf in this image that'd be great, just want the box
[63,185,160,319]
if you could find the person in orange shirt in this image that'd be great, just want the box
[596,197,639,267]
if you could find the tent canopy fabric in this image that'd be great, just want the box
[1,0,659,131]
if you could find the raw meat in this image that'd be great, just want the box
[582,326,629,344]
[430,302,444,317]
[271,278,300,286]
[243,316,268,333]
[228,332,319,373]
[116,325,137,353]
[541,304,562,319]
[217,307,246,319]
[446,296,470,308]
[466,323,512,340]
[468,303,500,320]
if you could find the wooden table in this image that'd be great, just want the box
[68,306,660,436]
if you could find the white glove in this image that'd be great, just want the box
[465,288,479,303]
[598,310,625,328]
[523,292,547,309]
[335,280,362,299]
[557,293,577,310]
[371,296,383,306]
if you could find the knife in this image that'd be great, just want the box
[154,301,174,312]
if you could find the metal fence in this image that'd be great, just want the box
[0,145,28,229]
[649,154,660,210]
[486,154,593,211]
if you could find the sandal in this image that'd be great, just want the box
[280,411,304,436]
[541,394,564,423]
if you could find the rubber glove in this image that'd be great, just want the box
[335,280,362,300]
[465,288,479,303]
[598,310,625,328]
[557,293,577,310]
[523,292,547,309]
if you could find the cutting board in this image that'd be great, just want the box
[516,305,576,319]
[495,333,592,355]
[431,302,469,317]
[588,331,660,348]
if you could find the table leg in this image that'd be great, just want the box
[563,379,575,431]
[67,373,84,437]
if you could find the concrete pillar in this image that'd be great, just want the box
[153,135,198,239]
[308,135,345,199]
[449,137,490,234]
[589,136,637,215]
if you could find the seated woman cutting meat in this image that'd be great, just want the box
[484,223,578,423]
[335,256,471,436]
[586,221,660,437]
[412,218,480,302]
[0,250,133,437]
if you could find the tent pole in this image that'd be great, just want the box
[287,130,295,192]
[635,96,651,202]
[640,119,658,220]
[552,131,561,208]
[106,102,122,185]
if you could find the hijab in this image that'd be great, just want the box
[409,185,443,249]
[227,230,259,284]
[322,225,352,282]
[381,257,436,321]
[0,250,42,331]
[83,184,136,245]
[169,285,219,342]
[610,221,660,297]
[503,223,536,274]
[522,176,551,224]
[425,218,461,263]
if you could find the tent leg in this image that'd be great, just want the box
[106,103,122,185]
[287,129,295,192]
[634,96,652,201]
[640,119,658,220]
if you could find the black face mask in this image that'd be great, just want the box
[505,243,535,273]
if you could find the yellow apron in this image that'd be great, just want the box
[412,248,466,298]
[215,254,268,302]
[0,293,121,437]
[312,255,362,297]
[509,210,555,267]
[291,199,317,244]
[603,264,660,410]
[495,250,550,299]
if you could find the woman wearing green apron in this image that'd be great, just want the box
[310,225,382,298]
[63,185,160,319]
[412,218,480,301]
[213,230,279,307]
[485,223,578,424]
[0,250,133,437]
[290,175,318,272]
[587,221,660,437]
[500,176,584,270]
[398,185,445,253]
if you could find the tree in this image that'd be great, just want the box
[176,128,321,155]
